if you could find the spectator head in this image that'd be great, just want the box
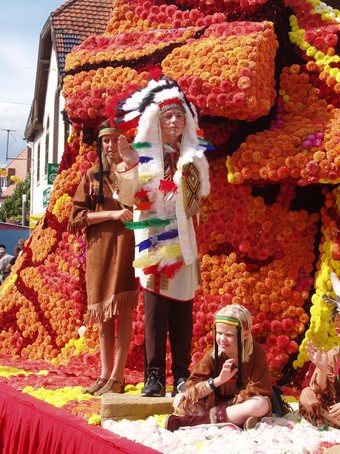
[17,239,25,250]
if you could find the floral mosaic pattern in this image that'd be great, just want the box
[0,0,339,408]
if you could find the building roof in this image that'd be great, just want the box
[51,0,113,77]
[25,0,113,140]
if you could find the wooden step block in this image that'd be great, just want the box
[101,393,174,424]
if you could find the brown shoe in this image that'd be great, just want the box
[94,379,125,396]
[243,416,259,430]
[82,378,108,395]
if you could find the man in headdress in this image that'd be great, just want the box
[118,77,210,397]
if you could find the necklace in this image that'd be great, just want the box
[163,142,180,154]
[104,174,119,197]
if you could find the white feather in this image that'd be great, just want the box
[330,272,340,298]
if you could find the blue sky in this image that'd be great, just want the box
[0,1,63,167]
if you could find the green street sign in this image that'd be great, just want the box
[43,187,51,207]
[47,163,59,184]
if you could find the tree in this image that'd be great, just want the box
[0,175,30,225]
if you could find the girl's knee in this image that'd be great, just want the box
[251,396,271,416]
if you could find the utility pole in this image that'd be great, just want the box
[1,128,16,160]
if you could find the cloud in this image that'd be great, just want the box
[0,18,38,166]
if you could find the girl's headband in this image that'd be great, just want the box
[98,127,126,138]
[214,315,240,327]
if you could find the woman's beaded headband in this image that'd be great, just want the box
[98,127,126,138]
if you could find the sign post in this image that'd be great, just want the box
[47,163,59,185]
[43,187,51,208]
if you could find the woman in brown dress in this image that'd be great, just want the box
[68,122,139,396]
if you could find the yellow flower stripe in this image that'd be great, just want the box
[22,386,96,408]
[289,6,340,84]
[0,365,48,377]
[0,273,18,293]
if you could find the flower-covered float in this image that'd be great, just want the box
[0,0,339,445]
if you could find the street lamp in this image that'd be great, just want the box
[22,194,26,227]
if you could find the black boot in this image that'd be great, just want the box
[141,371,165,397]
[171,377,188,397]
[165,406,229,432]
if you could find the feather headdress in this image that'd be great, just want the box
[322,272,340,310]
[118,77,211,280]
[115,78,196,126]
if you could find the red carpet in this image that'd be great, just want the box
[0,383,159,454]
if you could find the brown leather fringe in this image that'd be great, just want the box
[86,290,138,324]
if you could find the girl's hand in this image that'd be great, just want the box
[306,341,328,371]
[112,209,133,222]
[328,403,340,426]
[118,135,139,168]
[217,358,238,385]
[173,393,185,411]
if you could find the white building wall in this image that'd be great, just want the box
[31,48,65,216]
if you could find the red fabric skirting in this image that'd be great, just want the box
[0,383,159,454]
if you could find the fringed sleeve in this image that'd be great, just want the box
[176,351,216,415]
[67,172,94,234]
[235,343,273,403]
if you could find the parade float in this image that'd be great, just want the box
[0,0,339,447]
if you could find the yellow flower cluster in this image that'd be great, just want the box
[22,386,94,408]
[0,365,48,378]
[289,12,340,93]
[294,186,340,368]
[52,194,73,223]
[51,335,98,367]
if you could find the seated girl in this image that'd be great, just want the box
[166,303,273,431]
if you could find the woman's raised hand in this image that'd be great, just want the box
[118,135,139,168]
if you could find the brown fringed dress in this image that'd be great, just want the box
[68,164,139,324]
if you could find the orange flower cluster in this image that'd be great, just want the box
[29,227,58,263]
[65,28,196,72]
[48,140,95,212]
[63,67,150,123]
[0,0,339,388]
[163,21,278,120]
[227,64,340,185]
[195,252,305,377]
[191,158,318,378]
[104,0,218,35]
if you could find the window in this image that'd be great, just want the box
[44,118,50,178]
[37,143,41,185]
